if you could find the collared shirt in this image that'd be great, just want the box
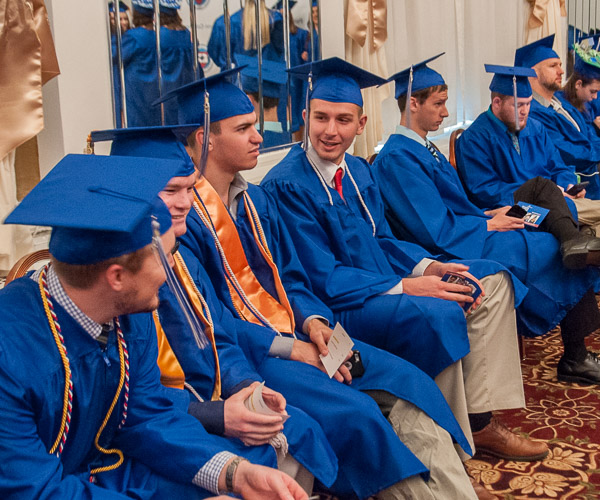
[226,172,326,340]
[532,90,581,132]
[308,139,434,294]
[256,121,284,133]
[31,265,232,494]
[395,125,440,161]
[31,265,112,340]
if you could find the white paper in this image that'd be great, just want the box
[319,323,354,378]
[244,382,290,422]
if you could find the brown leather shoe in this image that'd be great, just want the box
[470,476,497,500]
[472,417,549,461]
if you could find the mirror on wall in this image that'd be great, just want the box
[108,0,321,150]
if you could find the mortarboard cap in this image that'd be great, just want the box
[5,154,177,265]
[514,34,559,68]
[236,54,287,99]
[131,0,181,16]
[91,126,196,177]
[109,1,129,13]
[288,56,387,107]
[573,43,600,80]
[275,0,297,8]
[387,53,446,99]
[486,64,537,97]
[155,66,254,125]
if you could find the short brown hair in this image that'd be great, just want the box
[248,92,279,110]
[52,246,151,290]
[490,91,512,102]
[186,122,222,148]
[397,84,448,112]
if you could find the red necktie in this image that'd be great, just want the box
[334,167,344,200]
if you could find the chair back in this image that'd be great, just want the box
[6,250,51,285]
[448,128,465,169]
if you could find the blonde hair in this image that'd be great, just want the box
[243,0,271,51]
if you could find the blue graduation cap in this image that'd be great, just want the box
[155,66,254,174]
[288,56,387,107]
[236,54,287,99]
[91,126,196,177]
[573,44,600,80]
[275,0,297,9]
[514,34,559,68]
[5,154,177,265]
[486,64,536,97]
[486,64,537,131]
[109,1,129,13]
[131,0,181,15]
[387,53,446,99]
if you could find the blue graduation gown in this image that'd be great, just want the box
[261,145,521,378]
[585,97,600,137]
[179,186,471,498]
[528,98,600,199]
[157,283,339,486]
[120,27,197,126]
[373,133,599,337]
[0,277,231,500]
[456,109,579,212]
[553,92,600,199]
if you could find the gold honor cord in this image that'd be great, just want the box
[39,266,127,478]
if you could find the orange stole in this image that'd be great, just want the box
[153,311,185,390]
[193,177,295,334]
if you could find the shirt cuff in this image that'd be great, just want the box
[193,451,236,494]
[383,281,404,295]
[268,336,295,359]
[302,315,329,334]
[410,258,436,278]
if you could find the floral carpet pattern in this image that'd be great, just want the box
[466,329,600,499]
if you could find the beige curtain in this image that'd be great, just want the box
[0,0,59,269]
[344,0,389,159]
[525,0,567,64]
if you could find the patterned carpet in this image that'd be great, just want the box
[466,329,600,499]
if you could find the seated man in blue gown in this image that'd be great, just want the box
[0,154,306,499]
[159,68,488,499]
[90,125,338,495]
[258,58,549,470]
[515,34,600,227]
[372,55,600,386]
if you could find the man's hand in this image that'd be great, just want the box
[564,184,586,199]
[224,383,286,446]
[403,262,485,312]
[290,338,352,384]
[306,318,333,356]
[225,460,308,500]
[485,206,525,232]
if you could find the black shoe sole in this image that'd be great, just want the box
[475,447,549,462]
[557,372,600,385]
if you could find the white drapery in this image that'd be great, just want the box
[381,0,532,139]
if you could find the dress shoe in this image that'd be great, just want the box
[469,476,497,500]
[557,351,600,385]
[561,236,600,269]
[472,417,549,461]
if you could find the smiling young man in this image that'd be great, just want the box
[0,154,307,500]
[372,58,600,388]
[160,69,487,499]
[91,125,338,496]
[260,58,550,490]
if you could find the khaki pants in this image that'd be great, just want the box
[367,391,477,500]
[434,271,525,458]
[572,197,600,235]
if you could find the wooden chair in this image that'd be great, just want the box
[448,128,465,170]
[5,249,51,285]
[367,153,378,165]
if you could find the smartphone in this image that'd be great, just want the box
[343,350,365,378]
[566,182,589,196]
[505,204,527,219]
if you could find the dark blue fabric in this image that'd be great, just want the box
[0,277,225,499]
[119,27,198,126]
[528,97,600,199]
[456,109,579,210]
[178,183,472,498]
[373,132,599,337]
